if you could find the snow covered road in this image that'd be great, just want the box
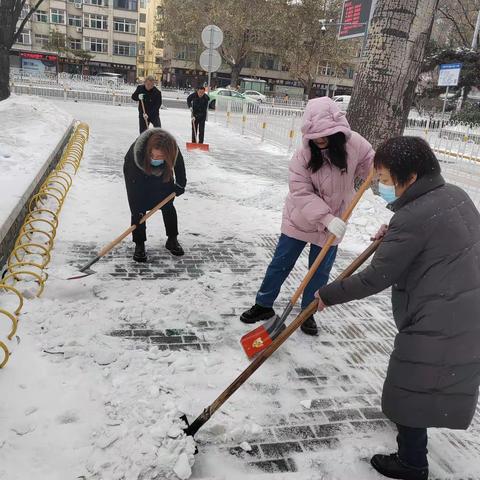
[1,100,479,480]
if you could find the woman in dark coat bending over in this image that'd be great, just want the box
[316,137,480,480]
[123,129,186,261]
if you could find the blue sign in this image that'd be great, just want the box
[438,63,462,87]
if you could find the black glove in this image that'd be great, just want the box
[175,184,185,197]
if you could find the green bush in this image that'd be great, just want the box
[451,103,480,124]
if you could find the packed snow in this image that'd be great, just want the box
[0,96,73,238]
[9,97,471,480]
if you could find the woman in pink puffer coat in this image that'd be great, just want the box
[240,97,374,335]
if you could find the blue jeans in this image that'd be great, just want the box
[256,234,337,311]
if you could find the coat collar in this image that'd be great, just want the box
[389,173,445,212]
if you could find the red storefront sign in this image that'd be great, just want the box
[338,0,373,40]
[20,52,58,62]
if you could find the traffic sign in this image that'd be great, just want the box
[199,49,222,73]
[438,63,462,87]
[202,25,224,49]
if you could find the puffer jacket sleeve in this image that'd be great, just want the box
[174,150,187,188]
[289,151,335,229]
[354,134,374,181]
[318,209,427,305]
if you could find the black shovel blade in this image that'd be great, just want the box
[180,414,199,454]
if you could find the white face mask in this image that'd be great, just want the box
[150,159,165,167]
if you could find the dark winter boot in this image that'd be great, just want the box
[371,454,428,480]
[300,315,318,336]
[240,304,275,324]
[133,242,147,263]
[165,236,184,256]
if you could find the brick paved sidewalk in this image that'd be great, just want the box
[44,104,480,479]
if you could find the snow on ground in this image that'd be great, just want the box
[0,96,73,233]
[1,99,397,480]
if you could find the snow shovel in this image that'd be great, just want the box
[67,192,175,280]
[140,98,149,130]
[241,169,375,358]
[186,117,209,152]
[182,238,382,439]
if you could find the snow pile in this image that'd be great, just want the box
[0,95,73,231]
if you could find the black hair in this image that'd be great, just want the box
[374,136,441,185]
[308,132,348,173]
[197,86,206,91]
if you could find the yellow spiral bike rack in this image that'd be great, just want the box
[0,122,89,368]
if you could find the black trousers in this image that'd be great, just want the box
[131,201,178,243]
[396,424,428,468]
[139,114,161,134]
[192,116,206,143]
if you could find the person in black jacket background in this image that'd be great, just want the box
[187,86,210,143]
[123,129,186,261]
[132,76,163,134]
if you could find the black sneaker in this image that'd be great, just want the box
[133,242,147,263]
[371,454,428,480]
[300,315,318,336]
[240,304,275,324]
[166,237,184,256]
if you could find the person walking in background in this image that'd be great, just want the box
[132,75,163,134]
[239,97,374,335]
[123,129,186,261]
[315,137,480,480]
[187,86,209,144]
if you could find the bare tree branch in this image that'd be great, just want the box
[12,0,47,47]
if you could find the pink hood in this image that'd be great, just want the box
[301,97,352,148]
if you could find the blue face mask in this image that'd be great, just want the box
[378,182,398,204]
[150,159,165,167]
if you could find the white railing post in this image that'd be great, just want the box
[241,102,247,136]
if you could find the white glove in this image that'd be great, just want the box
[327,217,347,239]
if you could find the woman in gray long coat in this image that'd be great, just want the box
[316,136,480,480]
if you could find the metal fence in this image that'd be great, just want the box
[214,96,480,208]
[10,83,136,106]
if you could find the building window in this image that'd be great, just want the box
[35,34,49,47]
[17,31,32,44]
[259,54,278,71]
[114,0,138,11]
[139,13,146,23]
[113,41,136,56]
[140,0,146,7]
[84,0,108,5]
[68,15,82,27]
[113,17,137,33]
[155,56,162,64]
[137,56,144,63]
[84,37,108,53]
[139,27,145,37]
[84,14,108,29]
[175,44,196,62]
[155,38,164,49]
[50,9,66,24]
[70,39,82,50]
[137,68,144,76]
[34,10,48,22]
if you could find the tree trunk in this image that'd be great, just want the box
[230,64,242,88]
[347,0,439,149]
[0,46,10,101]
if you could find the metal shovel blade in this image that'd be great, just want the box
[66,267,96,280]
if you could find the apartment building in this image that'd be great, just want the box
[161,44,355,98]
[10,0,139,82]
[136,0,163,80]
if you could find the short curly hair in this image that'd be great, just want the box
[374,136,441,185]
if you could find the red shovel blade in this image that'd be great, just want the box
[186,142,209,152]
[240,324,273,359]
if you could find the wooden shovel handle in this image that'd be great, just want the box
[97,192,175,258]
[290,169,374,305]
[140,99,148,128]
[187,238,382,436]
